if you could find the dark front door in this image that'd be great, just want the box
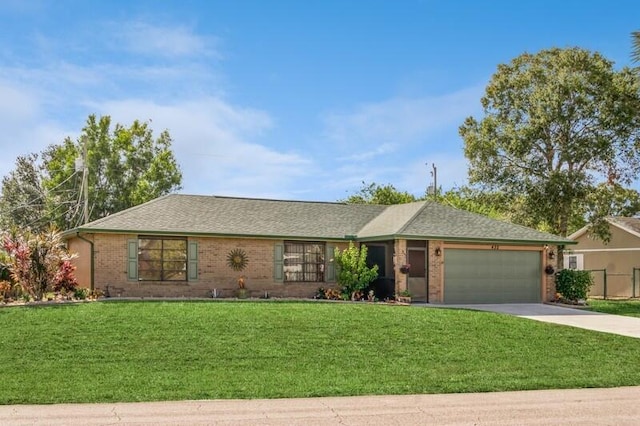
[366,245,386,277]
[408,248,428,302]
[366,245,394,300]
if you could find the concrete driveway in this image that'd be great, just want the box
[441,303,640,338]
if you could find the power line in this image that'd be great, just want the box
[1,170,79,215]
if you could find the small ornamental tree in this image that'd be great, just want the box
[2,228,78,301]
[333,242,379,300]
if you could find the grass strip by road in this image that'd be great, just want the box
[2,300,640,404]
[587,299,640,317]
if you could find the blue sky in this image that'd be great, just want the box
[0,1,638,202]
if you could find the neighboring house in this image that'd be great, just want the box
[568,217,640,298]
[63,194,572,304]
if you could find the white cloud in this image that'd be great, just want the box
[0,81,39,122]
[0,80,72,176]
[95,98,315,199]
[322,86,483,158]
[111,22,218,58]
[0,16,318,201]
[314,86,483,199]
[340,142,397,162]
[0,12,483,203]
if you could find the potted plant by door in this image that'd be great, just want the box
[237,275,248,299]
[396,289,412,304]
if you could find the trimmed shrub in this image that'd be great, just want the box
[556,269,594,302]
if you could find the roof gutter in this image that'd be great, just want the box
[355,234,576,245]
[75,232,95,291]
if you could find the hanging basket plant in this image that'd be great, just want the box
[227,248,249,271]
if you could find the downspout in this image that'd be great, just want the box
[75,232,95,291]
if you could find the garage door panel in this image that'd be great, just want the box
[444,249,541,304]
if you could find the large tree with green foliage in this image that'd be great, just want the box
[341,181,508,220]
[0,154,49,231]
[342,182,417,205]
[1,115,183,231]
[632,30,640,66]
[436,186,507,220]
[460,47,640,239]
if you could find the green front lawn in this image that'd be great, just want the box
[588,299,640,317]
[2,301,640,404]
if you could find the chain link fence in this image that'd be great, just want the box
[587,268,640,299]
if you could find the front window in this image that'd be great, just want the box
[138,237,187,281]
[284,242,325,282]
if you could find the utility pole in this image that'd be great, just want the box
[427,162,438,200]
[82,136,89,224]
[432,163,437,200]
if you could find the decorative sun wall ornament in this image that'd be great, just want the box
[227,248,248,271]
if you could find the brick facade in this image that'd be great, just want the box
[68,233,555,303]
[69,234,348,299]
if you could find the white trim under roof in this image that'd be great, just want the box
[609,220,640,240]
[567,224,589,240]
[569,248,640,253]
[567,218,640,241]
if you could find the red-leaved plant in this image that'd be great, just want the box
[52,260,78,293]
[2,228,78,301]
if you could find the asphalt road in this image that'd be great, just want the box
[2,386,640,425]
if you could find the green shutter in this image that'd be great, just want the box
[127,239,138,281]
[188,241,198,281]
[274,243,284,281]
[325,244,336,282]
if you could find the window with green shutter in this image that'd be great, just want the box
[188,241,198,281]
[325,244,336,282]
[137,236,188,281]
[127,239,138,281]
[274,243,284,281]
[283,241,326,282]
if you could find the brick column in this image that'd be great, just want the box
[543,245,559,302]
[428,240,444,303]
[394,239,408,295]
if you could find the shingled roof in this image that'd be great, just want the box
[72,194,386,240]
[69,194,573,244]
[607,217,640,237]
[396,201,572,243]
[569,216,640,240]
